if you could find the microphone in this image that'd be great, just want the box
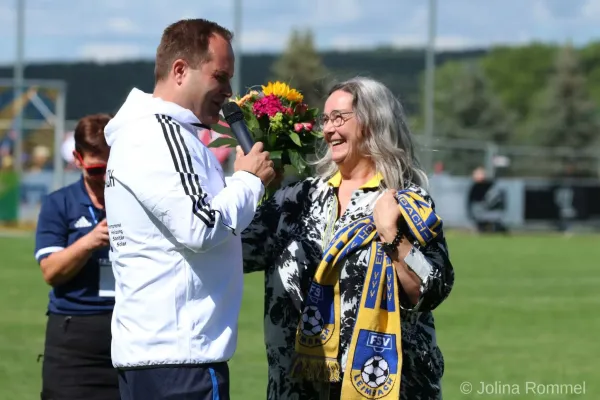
[221,102,255,154]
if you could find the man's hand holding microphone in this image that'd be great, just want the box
[222,102,276,187]
[234,143,276,187]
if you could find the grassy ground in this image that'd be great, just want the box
[1,231,598,399]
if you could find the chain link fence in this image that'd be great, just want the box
[416,136,600,179]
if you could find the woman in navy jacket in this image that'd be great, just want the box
[34,114,118,400]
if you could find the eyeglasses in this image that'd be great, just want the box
[74,151,107,177]
[318,111,354,127]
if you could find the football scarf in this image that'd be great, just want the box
[291,190,442,399]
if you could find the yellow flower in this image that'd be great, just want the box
[262,81,303,103]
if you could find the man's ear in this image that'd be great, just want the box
[172,59,188,85]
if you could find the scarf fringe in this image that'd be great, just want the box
[291,354,341,382]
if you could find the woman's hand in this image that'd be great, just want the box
[373,189,402,243]
[375,189,421,305]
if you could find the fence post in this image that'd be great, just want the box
[53,85,67,191]
[484,142,498,178]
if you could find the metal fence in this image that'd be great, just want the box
[416,136,600,179]
[3,123,599,181]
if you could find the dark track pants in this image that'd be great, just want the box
[41,313,119,400]
[118,363,230,400]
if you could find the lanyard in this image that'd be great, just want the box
[88,206,98,225]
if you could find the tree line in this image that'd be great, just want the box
[273,32,600,177]
[1,31,599,177]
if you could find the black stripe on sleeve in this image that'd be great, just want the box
[155,114,216,228]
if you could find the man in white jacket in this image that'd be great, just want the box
[103,18,274,400]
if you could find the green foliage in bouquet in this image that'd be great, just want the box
[209,81,322,176]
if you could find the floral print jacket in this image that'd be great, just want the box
[242,173,455,400]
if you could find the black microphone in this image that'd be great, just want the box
[221,102,255,154]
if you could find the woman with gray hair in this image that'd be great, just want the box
[242,76,455,400]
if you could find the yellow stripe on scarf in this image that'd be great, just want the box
[396,190,442,247]
[291,190,441,399]
[342,242,402,399]
[291,218,377,382]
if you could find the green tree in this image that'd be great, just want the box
[480,43,557,121]
[270,29,329,109]
[528,44,600,150]
[578,41,600,117]
[419,60,515,174]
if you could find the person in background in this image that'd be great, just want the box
[466,166,509,234]
[29,145,51,172]
[34,114,119,400]
[0,130,15,170]
[553,161,580,233]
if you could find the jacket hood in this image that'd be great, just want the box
[104,88,202,146]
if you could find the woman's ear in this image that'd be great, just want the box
[72,150,82,169]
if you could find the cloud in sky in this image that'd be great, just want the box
[0,0,597,64]
[106,17,141,35]
[78,43,145,63]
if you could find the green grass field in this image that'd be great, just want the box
[1,231,599,399]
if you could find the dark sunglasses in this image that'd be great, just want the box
[74,151,107,176]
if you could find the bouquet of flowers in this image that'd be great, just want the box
[209,81,321,177]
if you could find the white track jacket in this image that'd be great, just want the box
[103,88,264,368]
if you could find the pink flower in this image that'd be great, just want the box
[303,122,313,131]
[252,94,285,118]
[294,123,304,132]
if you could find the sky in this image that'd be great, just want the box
[0,0,598,65]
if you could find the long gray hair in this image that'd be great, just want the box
[312,76,428,190]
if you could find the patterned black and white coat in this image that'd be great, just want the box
[242,172,455,400]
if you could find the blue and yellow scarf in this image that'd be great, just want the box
[291,187,442,399]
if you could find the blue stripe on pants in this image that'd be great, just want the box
[209,368,219,400]
[118,363,229,400]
